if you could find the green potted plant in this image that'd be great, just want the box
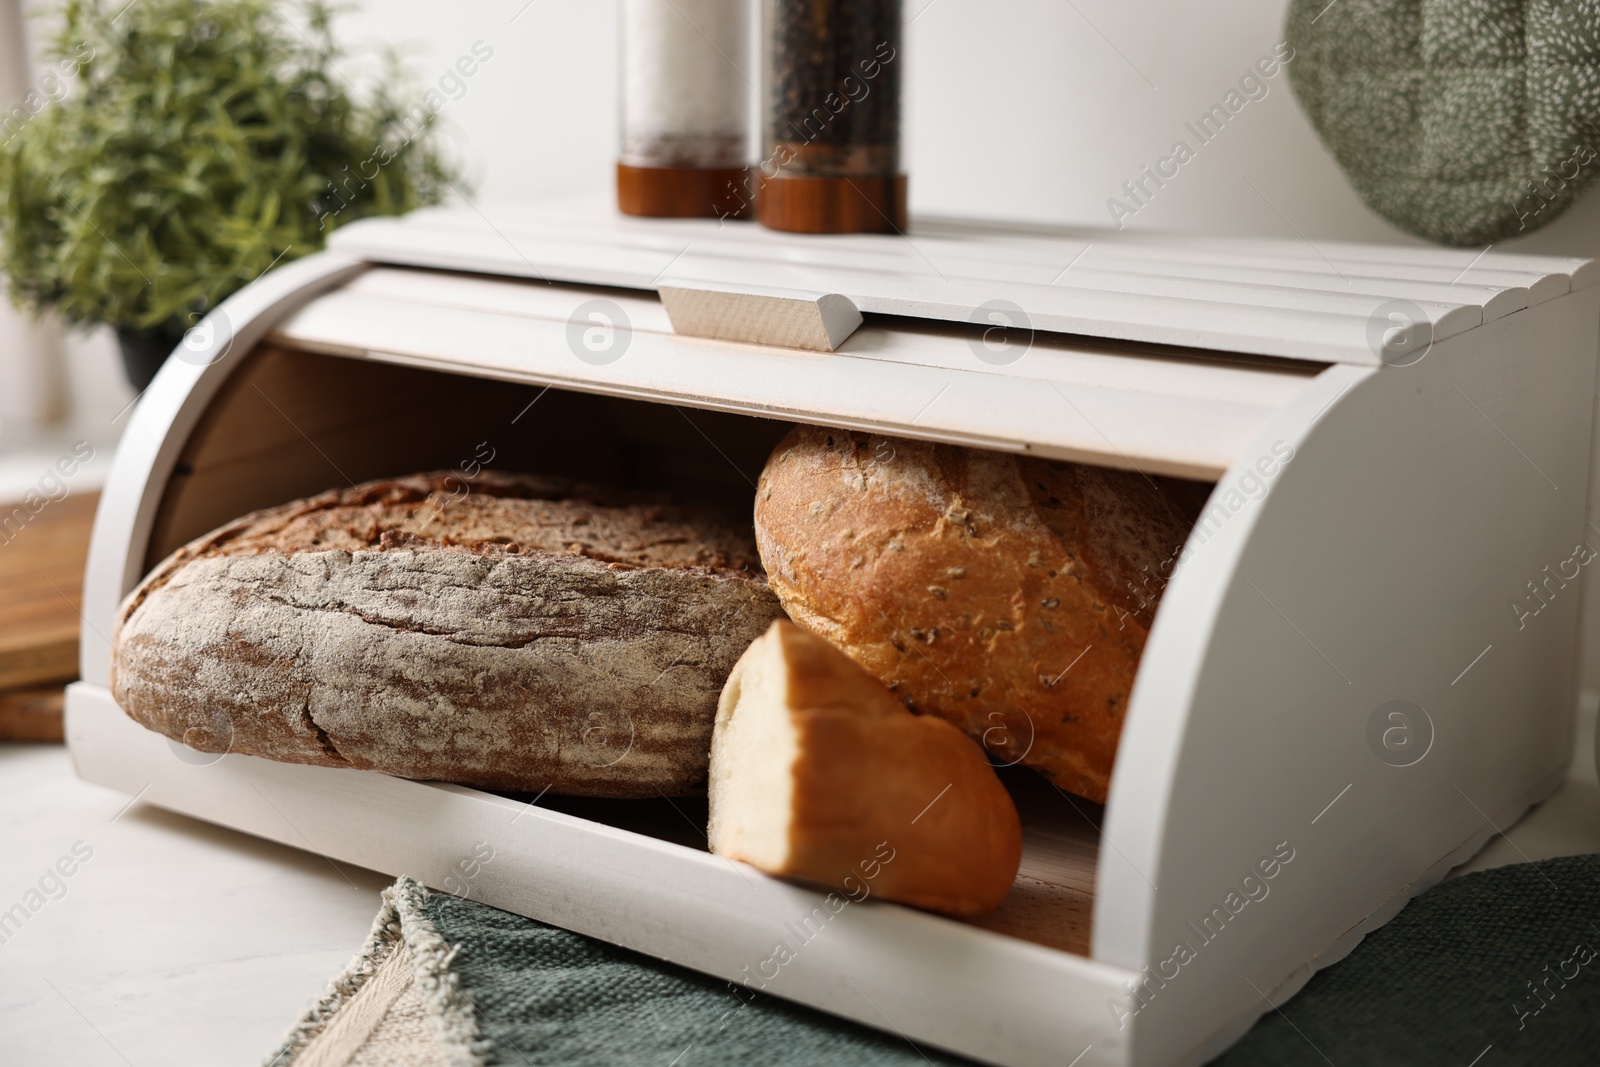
[0,0,457,389]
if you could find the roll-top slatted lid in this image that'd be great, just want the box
[328,197,1598,365]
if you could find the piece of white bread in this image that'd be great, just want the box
[708,620,1023,917]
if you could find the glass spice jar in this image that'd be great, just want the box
[758,0,905,233]
[617,0,753,218]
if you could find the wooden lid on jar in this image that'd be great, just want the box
[616,163,753,219]
[756,173,907,234]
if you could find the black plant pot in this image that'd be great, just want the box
[116,329,176,392]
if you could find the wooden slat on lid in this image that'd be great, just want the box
[330,223,1453,365]
[525,220,1551,315]
[916,215,1600,288]
[380,200,1596,296]
[1170,235,1600,291]
[376,213,1533,328]
[1075,254,1536,316]
[328,200,1595,365]
[1073,246,1564,307]
[387,199,1596,295]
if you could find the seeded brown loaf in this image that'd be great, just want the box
[111,471,786,797]
[751,428,1195,803]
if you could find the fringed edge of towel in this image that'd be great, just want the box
[261,876,491,1067]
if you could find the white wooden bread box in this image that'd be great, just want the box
[65,197,1600,1067]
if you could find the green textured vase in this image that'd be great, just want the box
[1285,0,1600,246]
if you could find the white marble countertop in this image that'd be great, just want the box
[1,743,389,1067]
[2,707,1597,1067]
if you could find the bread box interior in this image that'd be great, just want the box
[66,206,1600,1067]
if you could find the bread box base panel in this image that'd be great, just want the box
[65,681,1136,1067]
[67,680,1568,1067]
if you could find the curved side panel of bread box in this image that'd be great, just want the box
[77,252,369,686]
[1099,288,1600,1067]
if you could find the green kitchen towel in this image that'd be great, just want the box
[264,875,969,1067]
[1214,852,1600,1066]
[1286,0,1600,245]
[268,856,1600,1066]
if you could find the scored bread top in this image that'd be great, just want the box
[120,471,767,631]
[185,471,763,571]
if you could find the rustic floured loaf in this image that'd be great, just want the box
[709,621,1022,917]
[111,472,786,797]
[752,428,1196,803]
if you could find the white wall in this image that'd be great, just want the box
[3,0,128,470]
[333,0,1600,256]
[0,0,66,436]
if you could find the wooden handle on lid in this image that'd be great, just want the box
[658,281,863,352]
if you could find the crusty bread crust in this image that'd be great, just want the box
[111,472,785,797]
[710,622,1022,916]
[752,428,1194,803]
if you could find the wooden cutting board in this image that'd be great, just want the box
[0,685,66,741]
[0,491,98,691]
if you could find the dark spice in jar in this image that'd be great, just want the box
[763,0,902,178]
